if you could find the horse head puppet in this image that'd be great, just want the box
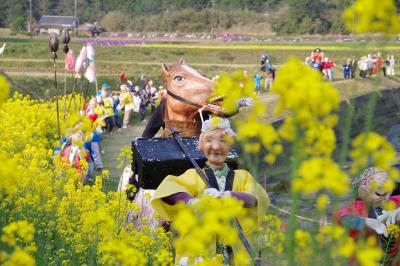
[143,59,233,138]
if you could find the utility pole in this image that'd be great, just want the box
[74,0,77,36]
[211,0,214,39]
[28,0,32,39]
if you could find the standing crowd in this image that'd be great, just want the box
[304,49,396,81]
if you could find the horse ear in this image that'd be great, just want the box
[179,58,185,64]
[162,63,170,74]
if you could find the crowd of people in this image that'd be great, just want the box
[304,48,396,81]
[57,72,165,182]
[356,53,396,78]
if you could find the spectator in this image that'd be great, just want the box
[265,68,274,91]
[358,57,368,78]
[254,73,263,95]
[322,57,334,81]
[343,59,351,79]
[387,54,396,76]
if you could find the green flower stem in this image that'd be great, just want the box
[382,235,394,266]
[287,125,301,266]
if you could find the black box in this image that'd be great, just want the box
[132,137,238,189]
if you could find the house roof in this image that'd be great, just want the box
[39,16,77,28]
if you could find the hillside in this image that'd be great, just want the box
[0,0,374,35]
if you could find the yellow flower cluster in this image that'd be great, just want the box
[259,215,284,254]
[350,132,399,194]
[0,75,172,265]
[294,157,349,196]
[386,224,400,238]
[213,71,281,163]
[343,0,400,35]
[1,221,37,266]
[98,239,146,266]
[0,75,10,104]
[294,229,312,264]
[316,225,355,259]
[154,248,174,266]
[272,58,339,157]
[355,236,383,266]
[350,132,399,176]
[173,196,251,265]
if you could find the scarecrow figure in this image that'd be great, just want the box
[152,117,270,265]
[335,168,400,265]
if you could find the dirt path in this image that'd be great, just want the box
[100,113,146,192]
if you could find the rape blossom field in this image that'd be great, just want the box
[1,0,400,265]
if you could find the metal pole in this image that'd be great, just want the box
[54,58,62,148]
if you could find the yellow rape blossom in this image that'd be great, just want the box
[294,230,312,264]
[316,194,330,211]
[294,157,349,196]
[1,221,35,247]
[98,240,146,266]
[343,0,400,35]
[316,225,356,259]
[0,75,10,104]
[173,197,248,264]
[356,237,383,266]
[387,224,400,238]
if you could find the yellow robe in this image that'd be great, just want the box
[152,168,270,265]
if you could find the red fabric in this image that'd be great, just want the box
[312,53,323,62]
[373,57,383,74]
[88,113,98,122]
[321,61,334,70]
[119,72,128,81]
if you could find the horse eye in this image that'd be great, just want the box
[173,76,185,81]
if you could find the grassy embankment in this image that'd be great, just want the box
[1,35,400,98]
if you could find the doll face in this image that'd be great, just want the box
[199,129,233,167]
[359,171,391,206]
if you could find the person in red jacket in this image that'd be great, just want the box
[321,57,335,81]
[335,167,400,265]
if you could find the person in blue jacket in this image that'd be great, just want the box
[343,59,352,79]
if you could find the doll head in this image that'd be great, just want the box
[356,168,391,206]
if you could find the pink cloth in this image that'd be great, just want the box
[65,50,75,71]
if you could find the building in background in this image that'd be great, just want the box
[38,16,77,35]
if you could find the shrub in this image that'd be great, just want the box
[10,17,26,33]
[100,11,131,32]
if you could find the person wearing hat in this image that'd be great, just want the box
[335,168,400,265]
[119,72,135,93]
[152,116,269,265]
